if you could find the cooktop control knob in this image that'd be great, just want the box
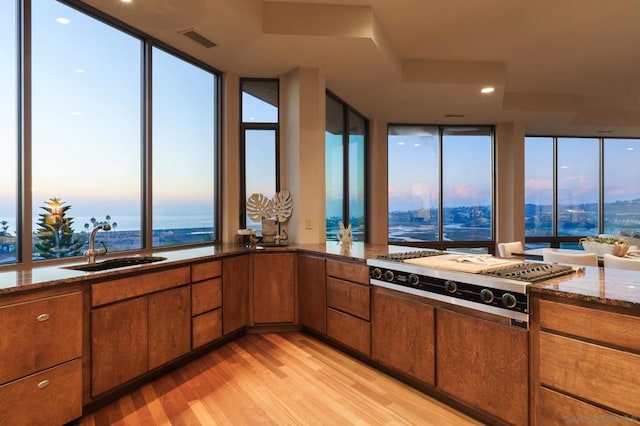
[371,268,382,280]
[408,274,420,286]
[445,280,458,293]
[502,293,517,309]
[384,270,395,282]
[480,289,494,304]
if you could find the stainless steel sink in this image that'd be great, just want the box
[63,256,167,272]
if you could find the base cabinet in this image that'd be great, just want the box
[298,254,326,334]
[0,289,83,425]
[325,260,371,355]
[371,288,435,386]
[90,267,191,397]
[223,254,249,334]
[91,297,148,396]
[0,359,82,426]
[253,252,296,324]
[149,286,191,369]
[532,295,640,424]
[436,308,528,426]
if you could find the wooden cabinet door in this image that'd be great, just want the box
[0,292,82,385]
[223,254,250,334]
[148,286,191,370]
[253,252,296,324]
[372,289,435,386]
[91,297,148,397]
[436,308,528,426]
[298,254,326,334]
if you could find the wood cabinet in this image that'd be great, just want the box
[0,359,82,426]
[252,252,296,324]
[0,289,83,425]
[92,296,148,396]
[149,286,191,368]
[223,254,250,334]
[90,266,191,397]
[298,254,326,334]
[532,295,640,424]
[371,287,435,386]
[436,308,528,426]
[191,260,223,348]
[326,259,371,355]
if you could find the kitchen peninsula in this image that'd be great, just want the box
[1,243,639,425]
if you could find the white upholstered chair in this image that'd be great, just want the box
[497,241,524,258]
[603,253,640,271]
[542,249,598,267]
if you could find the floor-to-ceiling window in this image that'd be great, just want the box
[0,0,18,265]
[1,0,220,267]
[240,79,278,236]
[325,92,368,241]
[32,0,142,259]
[152,47,217,248]
[388,125,494,253]
[525,136,640,248]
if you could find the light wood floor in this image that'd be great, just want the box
[79,332,482,425]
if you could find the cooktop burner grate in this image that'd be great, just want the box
[376,250,445,262]
[480,262,577,283]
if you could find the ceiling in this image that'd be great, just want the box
[77,0,640,137]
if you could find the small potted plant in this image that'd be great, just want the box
[580,235,630,257]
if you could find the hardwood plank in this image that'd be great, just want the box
[79,332,480,426]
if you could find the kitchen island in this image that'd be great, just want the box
[0,243,639,425]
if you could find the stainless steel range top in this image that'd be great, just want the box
[367,251,577,329]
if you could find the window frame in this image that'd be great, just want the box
[239,77,280,230]
[525,135,640,248]
[325,90,369,242]
[2,0,222,270]
[387,124,496,253]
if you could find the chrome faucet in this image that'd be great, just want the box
[85,223,111,264]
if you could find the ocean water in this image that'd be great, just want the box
[0,215,214,236]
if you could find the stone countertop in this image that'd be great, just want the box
[2,242,640,310]
[0,244,249,295]
[529,265,640,309]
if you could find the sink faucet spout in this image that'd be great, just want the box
[85,223,112,264]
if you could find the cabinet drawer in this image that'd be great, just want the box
[539,299,640,351]
[326,260,369,284]
[0,359,82,426]
[0,292,82,384]
[92,266,191,307]
[327,308,370,355]
[327,278,370,320]
[192,260,222,282]
[192,309,222,349]
[537,387,638,426]
[192,278,222,315]
[539,331,640,416]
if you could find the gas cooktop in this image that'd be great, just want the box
[479,262,577,283]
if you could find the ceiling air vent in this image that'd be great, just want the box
[444,114,465,118]
[180,29,216,48]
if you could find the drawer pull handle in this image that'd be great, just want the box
[37,380,50,389]
[37,313,51,322]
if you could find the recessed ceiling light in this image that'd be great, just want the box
[56,17,71,24]
[121,0,133,3]
[413,143,421,147]
[560,165,569,169]
[75,69,85,73]
[71,111,80,116]
[397,142,405,146]
[627,147,635,151]
[480,87,495,94]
